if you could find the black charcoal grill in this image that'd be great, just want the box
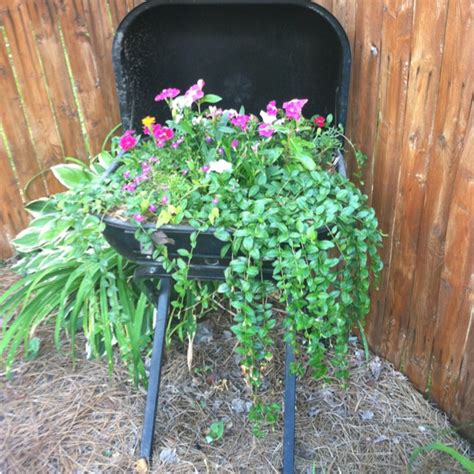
[104,1,351,471]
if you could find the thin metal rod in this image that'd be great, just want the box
[139,277,172,464]
[283,337,296,474]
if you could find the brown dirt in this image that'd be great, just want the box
[0,266,472,473]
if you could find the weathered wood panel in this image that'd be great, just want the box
[0,0,472,439]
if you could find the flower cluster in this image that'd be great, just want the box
[111,80,340,228]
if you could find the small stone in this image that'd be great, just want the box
[369,357,382,380]
[159,447,178,464]
[195,323,213,345]
[231,398,252,414]
[359,410,374,421]
[222,330,233,339]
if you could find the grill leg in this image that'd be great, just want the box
[283,338,296,474]
[136,277,172,472]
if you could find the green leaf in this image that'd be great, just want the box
[408,443,474,473]
[51,164,92,189]
[201,94,223,104]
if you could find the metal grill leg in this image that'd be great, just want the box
[283,338,296,474]
[136,277,172,471]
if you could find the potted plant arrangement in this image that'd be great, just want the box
[96,79,383,406]
[0,78,382,433]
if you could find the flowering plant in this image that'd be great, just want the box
[94,79,382,432]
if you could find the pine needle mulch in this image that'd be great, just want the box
[1,266,472,473]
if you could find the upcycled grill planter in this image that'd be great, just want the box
[105,1,351,471]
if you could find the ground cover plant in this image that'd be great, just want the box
[0,79,383,430]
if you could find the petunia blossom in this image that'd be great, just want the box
[260,100,278,124]
[155,88,180,102]
[231,113,251,131]
[208,159,233,174]
[119,130,137,151]
[148,204,157,213]
[258,123,275,138]
[282,98,308,120]
[183,79,206,105]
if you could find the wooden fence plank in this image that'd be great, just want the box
[403,0,473,390]
[379,0,450,371]
[0,20,46,201]
[365,0,415,351]
[27,0,88,162]
[2,1,65,195]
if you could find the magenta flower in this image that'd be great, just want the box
[161,196,169,205]
[201,165,210,173]
[123,182,137,192]
[152,124,174,147]
[282,99,308,121]
[149,156,159,163]
[155,87,181,102]
[231,113,251,131]
[231,139,239,150]
[184,79,206,103]
[267,100,278,116]
[258,123,275,138]
[123,170,131,179]
[133,213,145,223]
[119,130,137,151]
[148,204,157,213]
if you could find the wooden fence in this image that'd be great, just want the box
[0,0,472,439]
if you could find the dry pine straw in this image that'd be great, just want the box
[0,267,472,473]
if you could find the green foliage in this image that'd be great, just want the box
[205,420,225,444]
[0,158,153,385]
[408,442,474,473]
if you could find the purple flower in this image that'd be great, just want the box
[119,130,137,151]
[148,204,157,213]
[141,161,151,172]
[184,79,205,103]
[171,138,184,149]
[258,123,275,138]
[201,165,210,173]
[205,136,213,144]
[181,169,189,176]
[218,147,225,156]
[123,182,137,192]
[133,213,145,223]
[231,114,251,131]
[231,139,239,150]
[161,196,169,205]
[282,98,308,121]
[266,100,278,116]
[212,197,219,205]
[123,170,131,179]
[154,87,180,102]
[149,156,159,163]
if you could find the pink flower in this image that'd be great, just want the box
[313,116,326,128]
[152,124,174,147]
[258,123,275,138]
[149,156,159,163]
[181,169,189,176]
[155,88,180,102]
[231,114,251,131]
[266,100,278,116]
[119,130,137,151]
[282,98,308,120]
[201,165,210,173]
[123,170,131,179]
[212,197,219,205]
[133,213,145,223]
[184,79,206,103]
[231,139,239,150]
[161,196,169,205]
[148,204,157,213]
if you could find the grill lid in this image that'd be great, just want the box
[113,0,351,131]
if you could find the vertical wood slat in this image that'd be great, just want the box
[2,1,65,195]
[364,0,415,351]
[380,0,449,371]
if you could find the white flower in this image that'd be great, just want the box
[208,159,233,173]
[260,110,277,124]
